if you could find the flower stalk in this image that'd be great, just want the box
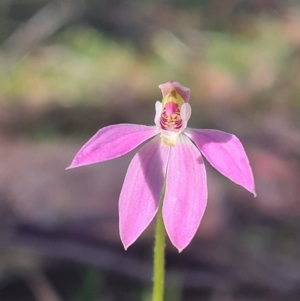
[152,191,166,301]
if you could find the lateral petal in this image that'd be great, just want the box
[119,136,170,249]
[163,134,207,252]
[68,124,158,168]
[186,129,256,196]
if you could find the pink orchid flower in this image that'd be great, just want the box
[68,81,256,252]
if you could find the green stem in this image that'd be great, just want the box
[152,198,165,301]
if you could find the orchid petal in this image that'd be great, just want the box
[119,136,170,249]
[163,134,207,252]
[159,81,191,103]
[186,129,256,196]
[180,103,192,129]
[154,101,163,128]
[68,124,158,169]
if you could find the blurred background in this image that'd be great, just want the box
[1,0,300,300]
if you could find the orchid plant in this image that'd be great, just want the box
[68,81,255,301]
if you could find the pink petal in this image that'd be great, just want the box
[163,134,207,252]
[67,124,158,169]
[158,81,191,103]
[185,129,256,196]
[180,103,192,130]
[119,136,170,249]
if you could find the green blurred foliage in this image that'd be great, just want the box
[1,12,298,110]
